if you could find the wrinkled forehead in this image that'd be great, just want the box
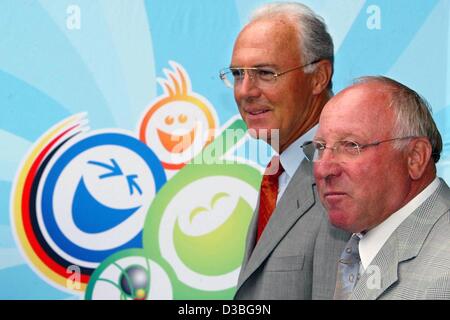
[317,84,396,141]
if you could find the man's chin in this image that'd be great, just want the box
[328,210,353,232]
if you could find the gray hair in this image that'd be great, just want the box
[355,76,442,163]
[249,2,334,92]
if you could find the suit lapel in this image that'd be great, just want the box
[237,159,316,289]
[239,198,259,275]
[351,233,399,300]
[351,179,450,300]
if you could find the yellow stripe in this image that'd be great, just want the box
[11,114,87,292]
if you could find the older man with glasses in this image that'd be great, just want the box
[309,76,450,299]
[220,2,349,300]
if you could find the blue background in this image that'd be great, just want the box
[1,0,449,299]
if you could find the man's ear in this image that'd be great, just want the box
[407,138,433,180]
[311,60,333,95]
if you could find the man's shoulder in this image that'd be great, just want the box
[425,208,450,249]
[426,179,450,243]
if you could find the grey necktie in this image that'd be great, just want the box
[334,233,362,300]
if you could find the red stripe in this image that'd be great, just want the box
[21,124,89,283]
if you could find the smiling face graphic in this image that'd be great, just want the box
[139,61,218,170]
[142,164,261,298]
[157,113,196,154]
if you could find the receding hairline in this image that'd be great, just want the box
[239,14,303,46]
[354,76,404,93]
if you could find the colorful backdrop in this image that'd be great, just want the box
[1,0,450,299]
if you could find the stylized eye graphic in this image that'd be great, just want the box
[165,115,174,125]
[178,114,188,123]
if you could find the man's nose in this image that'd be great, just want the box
[313,156,343,181]
[236,72,261,98]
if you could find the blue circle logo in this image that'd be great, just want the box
[38,130,166,268]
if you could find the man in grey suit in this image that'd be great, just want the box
[308,76,450,299]
[219,2,349,299]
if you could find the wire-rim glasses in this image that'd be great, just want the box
[219,59,320,89]
[301,136,418,162]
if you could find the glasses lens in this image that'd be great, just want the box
[256,69,276,81]
[313,142,327,161]
[341,141,360,156]
[230,69,243,79]
[221,67,279,89]
[301,141,315,162]
[220,69,234,88]
[220,68,244,88]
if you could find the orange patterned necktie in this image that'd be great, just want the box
[256,156,284,241]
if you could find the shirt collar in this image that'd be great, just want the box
[358,176,440,270]
[279,125,317,179]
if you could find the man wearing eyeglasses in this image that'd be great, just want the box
[309,76,450,299]
[222,2,350,300]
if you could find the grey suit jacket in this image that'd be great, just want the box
[234,158,350,300]
[351,178,450,300]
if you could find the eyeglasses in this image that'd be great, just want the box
[301,136,418,162]
[219,60,320,89]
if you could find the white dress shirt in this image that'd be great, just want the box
[358,176,440,270]
[276,125,317,203]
